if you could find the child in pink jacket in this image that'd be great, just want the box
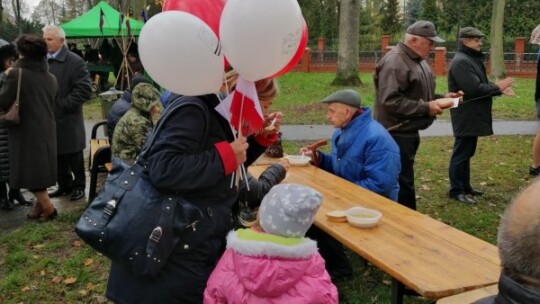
[204,183,338,304]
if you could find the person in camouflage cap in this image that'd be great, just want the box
[111,83,162,163]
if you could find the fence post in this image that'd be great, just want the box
[433,47,447,76]
[300,47,311,72]
[317,37,326,61]
[515,37,525,70]
[381,35,391,53]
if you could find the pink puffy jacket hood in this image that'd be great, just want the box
[204,229,338,304]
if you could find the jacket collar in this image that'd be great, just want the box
[397,42,422,61]
[497,272,540,303]
[341,107,371,131]
[14,58,49,72]
[51,45,69,63]
[227,229,318,259]
[459,44,485,59]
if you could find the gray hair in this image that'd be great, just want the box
[42,25,66,41]
[404,33,415,44]
[498,183,540,279]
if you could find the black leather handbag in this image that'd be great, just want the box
[76,98,209,277]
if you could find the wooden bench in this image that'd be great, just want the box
[88,121,111,202]
[437,284,498,303]
[249,165,501,304]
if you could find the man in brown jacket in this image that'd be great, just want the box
[374,20,462,210]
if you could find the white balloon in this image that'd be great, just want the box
[139,11,224,96]
[220,0,303,81]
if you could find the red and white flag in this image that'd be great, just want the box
[217,78,263,135]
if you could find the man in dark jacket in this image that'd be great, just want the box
[447,27,513,204]
[473,179,540,304]
[43,25,92,201]
[374,20,462,210]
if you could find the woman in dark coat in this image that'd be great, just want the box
[0,38,33,210]
[106,78,283,303]
[0,34,58,221]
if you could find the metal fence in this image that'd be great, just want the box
[309,50,538,75]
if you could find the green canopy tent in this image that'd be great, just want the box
[60,1,146,89]
[61,1,144,38]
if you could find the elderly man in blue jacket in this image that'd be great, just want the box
[302,89,400,280]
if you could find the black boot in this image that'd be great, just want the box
[9,188,33,206]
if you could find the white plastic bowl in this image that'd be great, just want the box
[345,207,382,228]
[286,155,310,166]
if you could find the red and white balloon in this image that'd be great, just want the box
[139,11,224,96]
[219,0,303,81]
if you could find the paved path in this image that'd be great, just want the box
[84,120,539,147]
[280,120,538,140]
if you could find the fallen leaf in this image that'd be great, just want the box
[40,270,46,276]
[86,282,96,290]
[84,258,94,266]
[420,184,430,191]
[94,295,108,304]
[51,277,62,284]
[21,286,31,292]
[79,290,88,296]
[480,182,488,186]
[72,240,83,248]
[32,244,45,249]
[63,277,77,285]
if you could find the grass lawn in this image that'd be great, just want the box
[83,72,538,124]
[3,72,535,302]
[0,133,534,303]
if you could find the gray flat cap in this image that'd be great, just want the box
[459,27,485,38]
[322,89,361,108]
[407,20,445,43]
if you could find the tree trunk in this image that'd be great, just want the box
[48,0,57,24]
[13,0,22,34]
[332,0,362,86]
[489,0,505,78]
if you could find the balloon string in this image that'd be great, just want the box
[217,74,248,191]
[238,93,249,191]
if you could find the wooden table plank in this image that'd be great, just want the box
[250,165,500,299]
[437,284,498,304]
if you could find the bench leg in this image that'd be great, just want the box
[392,278,423,304]
[89,165,98,202]
[391,279,405,304]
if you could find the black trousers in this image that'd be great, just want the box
[391,133,420,210]
[449,136,478,196]
[57,151,85,191]
[305,225,352,276]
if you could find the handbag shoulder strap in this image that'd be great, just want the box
[15,68,22,104]
[137,95,210,162]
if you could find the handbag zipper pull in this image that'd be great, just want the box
[186,220,199,232]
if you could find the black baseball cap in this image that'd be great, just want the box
[407,20,444,43]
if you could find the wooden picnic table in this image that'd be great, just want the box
[249,164,501,304]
